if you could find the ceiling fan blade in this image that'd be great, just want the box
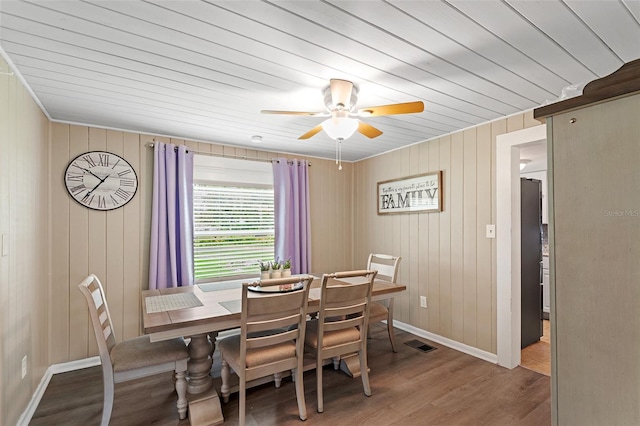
[330,79,353,108]
[298,124,324,140]
[357,101,424,117]
[261,109,325,116]
[358,121,383,139]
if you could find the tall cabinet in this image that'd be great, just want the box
[534,59,640,426]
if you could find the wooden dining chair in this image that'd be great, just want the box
[218,275,313,425]
[304,269,377,413]
[367,253,401,352]
[77,274,188,426]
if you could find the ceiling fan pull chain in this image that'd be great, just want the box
[338,139,343,171]
[335,139,338,164]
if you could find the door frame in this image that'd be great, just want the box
[496,124,546,368]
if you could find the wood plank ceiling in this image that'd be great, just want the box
[1,0,639,161]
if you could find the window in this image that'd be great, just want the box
[193,155,274,282]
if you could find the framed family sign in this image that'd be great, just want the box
[377,171,442,215]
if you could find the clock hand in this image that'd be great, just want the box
[77,166,103,181]
[86,172,111,197]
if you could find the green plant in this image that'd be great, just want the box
[258,260,270,271]
[270,258,281,270]
[283,258,291,269]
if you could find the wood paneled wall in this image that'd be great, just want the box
[353,111,540,354]
[48,127,353,364]
[0,57,50,425]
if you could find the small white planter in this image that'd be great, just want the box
[270,269,282,279]
[282,269,292,277]
[260,271,270,280]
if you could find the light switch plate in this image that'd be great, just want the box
[486,224,496,239]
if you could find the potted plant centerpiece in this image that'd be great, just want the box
[270,258,282,279]
[282,258,292,277]
[258,260,270,280]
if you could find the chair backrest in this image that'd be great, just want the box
[240,275,313,373]
[78,274,116,375]
[367,254,401,283]
[317,270,377,353]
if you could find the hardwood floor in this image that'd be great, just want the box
[31,324,550,425]
[520,320,551,376]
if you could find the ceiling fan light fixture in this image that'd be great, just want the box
[251,135,262,143]
[262,78,424,142]
[321,117,359,140]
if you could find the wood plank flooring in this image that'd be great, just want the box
[520,320,551,376]
[31,323,550,425]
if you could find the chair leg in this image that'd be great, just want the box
[101,376,114,426]
[274,371,283,388]
[387,315,398,353]
[239,378,246,426]
[294,367,307,420]
[175,370,188,420]
[387,300,398,353]
[359,349,372,397]
[316,357,324,413]
[221,359,231,403]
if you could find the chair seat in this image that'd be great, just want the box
[304,319,360,349]
[368,302,388,323]
[219,334,296,368]
[110,335,188,372]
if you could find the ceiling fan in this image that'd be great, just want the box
[261,79,424,141]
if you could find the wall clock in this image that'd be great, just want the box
[64,151,138,211]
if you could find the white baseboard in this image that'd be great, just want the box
[17,356,101,426]
[393,320,498,364]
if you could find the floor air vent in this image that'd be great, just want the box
[405,339,437,353]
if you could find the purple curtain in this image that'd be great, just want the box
[272,158,311,274]
[149,143,194,289]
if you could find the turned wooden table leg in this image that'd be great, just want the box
[185,332,224,425]
[187,333,213,393]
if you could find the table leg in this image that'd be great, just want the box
[187,333,213,393]
[186,333,224,425]
[339,353,370,378]
[339,353,361,378]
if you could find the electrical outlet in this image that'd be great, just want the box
[420,296,427,309]
[21,355,27,379]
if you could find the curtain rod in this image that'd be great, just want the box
[146,142,310,166]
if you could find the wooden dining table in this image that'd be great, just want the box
[142,274,406,425]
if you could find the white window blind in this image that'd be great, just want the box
[193,155,274,281]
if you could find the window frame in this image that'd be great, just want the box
[193,155,274,283]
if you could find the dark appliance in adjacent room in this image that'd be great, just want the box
[521,178,543,349]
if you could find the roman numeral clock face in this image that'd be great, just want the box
[64,151,138,211]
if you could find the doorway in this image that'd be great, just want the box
[519,141,550,375]
[495,124,547,369]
